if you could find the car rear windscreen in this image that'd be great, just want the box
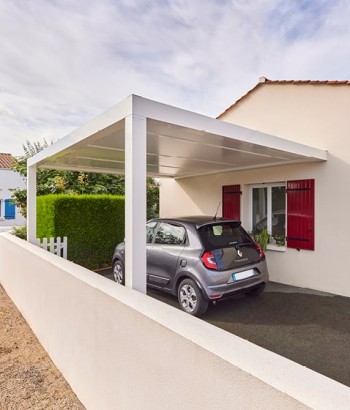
[197,222,253,250]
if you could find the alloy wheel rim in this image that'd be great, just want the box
[179,284,197,312]
[113,264,123,284]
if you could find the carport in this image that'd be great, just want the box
[27,94,327,293]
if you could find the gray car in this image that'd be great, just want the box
[112,216,269,316]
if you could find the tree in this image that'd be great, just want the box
[11,139,159,218]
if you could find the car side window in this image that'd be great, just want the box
[154,223,186,245]
[146,222,158,244]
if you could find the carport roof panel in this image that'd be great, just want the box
[28,95,327,178]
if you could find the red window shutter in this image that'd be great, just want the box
[222,185,241,220]
[286,179,315,250]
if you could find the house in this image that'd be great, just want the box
[160,77,350,298]
[0,153,26,229]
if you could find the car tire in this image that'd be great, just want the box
[113,260,125,285]
[246,283,266,297]
[177,278,208,316]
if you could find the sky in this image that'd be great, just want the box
[1,0,350,155]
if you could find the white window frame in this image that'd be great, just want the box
[249,182,286,251]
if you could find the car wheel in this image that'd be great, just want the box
[246,283,266,297]
[113,260,125,285]
[178,278,208,316]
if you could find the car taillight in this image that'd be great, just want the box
[255,243,265,260]
[201,251,218,270]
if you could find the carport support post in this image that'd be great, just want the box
[124,114,147,294]
[27,164,37,243]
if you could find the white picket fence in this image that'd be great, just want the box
[35,237,68,259]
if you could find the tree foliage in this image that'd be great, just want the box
[12,139,159,218]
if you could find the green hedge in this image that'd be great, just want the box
[37,194,125,270]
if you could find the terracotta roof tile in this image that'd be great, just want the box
[0,153,15,169]
[217,77,350,118]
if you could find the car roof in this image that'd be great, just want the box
[150,216,241,228]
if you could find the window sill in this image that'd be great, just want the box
[266,244,286,252]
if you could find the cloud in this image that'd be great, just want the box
[265,0,339,42]
[1,0,350,155]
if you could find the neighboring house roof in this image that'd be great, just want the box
[0,153,15,169]
[217,77,350,118]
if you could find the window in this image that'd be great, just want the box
[198,222,250,250]
[250,179,315,251]
[251,183,286,247]
[146,221,157,244]
[154,223,186,245]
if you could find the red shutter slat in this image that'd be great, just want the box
[222,185,241,220]
[286,179,314,250]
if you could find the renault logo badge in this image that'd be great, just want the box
[237,249,243,258]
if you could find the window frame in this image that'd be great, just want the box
[249,182,286,251]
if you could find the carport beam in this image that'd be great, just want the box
[124,114,147,294]
[27,164,37,244]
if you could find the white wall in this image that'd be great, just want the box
[160,83,350,297]
[161,161,348,296]
[0,168,26,226]
[1,233,349,410]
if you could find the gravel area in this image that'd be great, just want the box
[0,285,85,410]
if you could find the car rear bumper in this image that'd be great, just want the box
[210,280,267,301]
[202,264,269,301]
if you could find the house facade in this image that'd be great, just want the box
[0,153,26,229]
[160,78,350,297]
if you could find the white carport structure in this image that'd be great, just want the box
[27,95,327,294]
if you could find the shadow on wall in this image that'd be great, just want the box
[169,159,341,225]
[165,174,227,217]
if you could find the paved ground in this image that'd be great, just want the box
[99,268,350,387]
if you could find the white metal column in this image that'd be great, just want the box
[27,164,37,243]
[124,114,147,293]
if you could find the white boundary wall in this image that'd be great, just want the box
[1,233,349,410]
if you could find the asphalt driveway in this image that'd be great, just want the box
[98,268,350,387]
